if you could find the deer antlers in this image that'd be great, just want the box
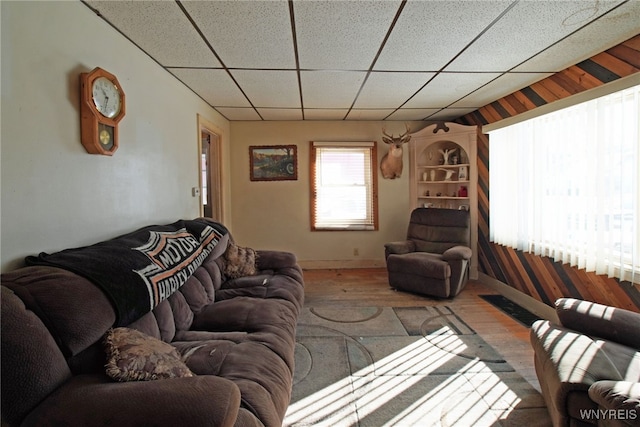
[382,123,411,145]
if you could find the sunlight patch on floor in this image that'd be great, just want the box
[285,326,524,426]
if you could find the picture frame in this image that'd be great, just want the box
[249,145,298,181]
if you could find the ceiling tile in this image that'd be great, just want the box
[354,72,435,109]
[216,107,261,121]
[301,71,367,108]
[450,72,553,108]
[85,1,220,67]
[181,0,295,69]
[257,109,303,121]
[426,108,479,121]
[514,1,640,72]
[304,109,350,120]
[446,0,625,72]
[404,72,501,108]
[294,0,401,70]
[169,68,250,107]
[231,70,300,108]
[346,109,397,120]
[374,1,514,71]
[386,109,440,121]
[84,0,638,122]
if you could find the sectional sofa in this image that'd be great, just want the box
[1,218,304,427]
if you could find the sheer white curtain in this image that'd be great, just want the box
[489,84,639,284]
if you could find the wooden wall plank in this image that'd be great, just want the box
[590,51,639,77]
[458,35,640,312]
[608,44,640,69]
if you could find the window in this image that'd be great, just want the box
[310,141,378,231]
[489,84,639,284]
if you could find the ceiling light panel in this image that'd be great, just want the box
[445,0,624,72]
[404,72,502,108]
[354,72,436,108]
[294,0,402,70]
[374,1,514,72]
[231,70,300,108]
[169,68,250,107]
[301,70,367,108]
[85,1,221,67]
[181,0,295,69]
[513,1,640,72]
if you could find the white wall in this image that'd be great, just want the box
[229,121,425,268]
[0,1,230,271]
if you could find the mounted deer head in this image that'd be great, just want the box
[380,124,411,179]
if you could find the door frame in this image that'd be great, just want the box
[197,115,224,222]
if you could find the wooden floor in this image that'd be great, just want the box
[301,268,541,393]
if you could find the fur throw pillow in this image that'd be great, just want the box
[104,327,193,381]
[223,241,257,279]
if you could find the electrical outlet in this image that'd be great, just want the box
[353,248,359,256]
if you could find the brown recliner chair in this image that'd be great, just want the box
[384,208,472,298]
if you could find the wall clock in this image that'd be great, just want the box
[79,67,126,155]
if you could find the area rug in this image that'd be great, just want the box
[480,295,541,327]
[284,306,551,427]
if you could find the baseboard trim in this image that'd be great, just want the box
[477,273,559,323]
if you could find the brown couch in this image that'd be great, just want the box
[1,219,304,427]
[530,298,640,427]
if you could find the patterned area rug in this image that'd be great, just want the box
[284,306,551,427]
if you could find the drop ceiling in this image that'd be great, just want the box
[84,0,640,122]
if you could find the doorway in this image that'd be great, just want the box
[198,116,223,222]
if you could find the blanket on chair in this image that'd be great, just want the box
[26,218,229,326]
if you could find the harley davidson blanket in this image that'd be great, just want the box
[26,218,228,326]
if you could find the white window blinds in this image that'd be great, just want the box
[311,142,378,231]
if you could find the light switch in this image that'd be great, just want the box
[192,187,201,197]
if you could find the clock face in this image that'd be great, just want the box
[92,76,121,119]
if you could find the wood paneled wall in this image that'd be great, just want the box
[457,35,640,312]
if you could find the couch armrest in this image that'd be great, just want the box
[588,381,640,426]
[22,374,241,427]
[556,298,640,350]
[530,319,629,425]
[256,250,297,270]
[530,320,623,386]
[384,241,416,258]
[442,245,472,261]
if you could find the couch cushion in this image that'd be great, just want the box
[1,286,73,426]
[104,327,193,381]
[387,252,451,280]
[2,266,116,358]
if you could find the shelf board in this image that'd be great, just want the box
[418,196,470,200]
[419,180,470,184]
[419,163,470,169]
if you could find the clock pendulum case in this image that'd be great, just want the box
[79,67,126,155]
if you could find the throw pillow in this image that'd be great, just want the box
[104,327,193,381]
[223,241,257,279]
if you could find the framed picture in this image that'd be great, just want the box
[249,145,298,181]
